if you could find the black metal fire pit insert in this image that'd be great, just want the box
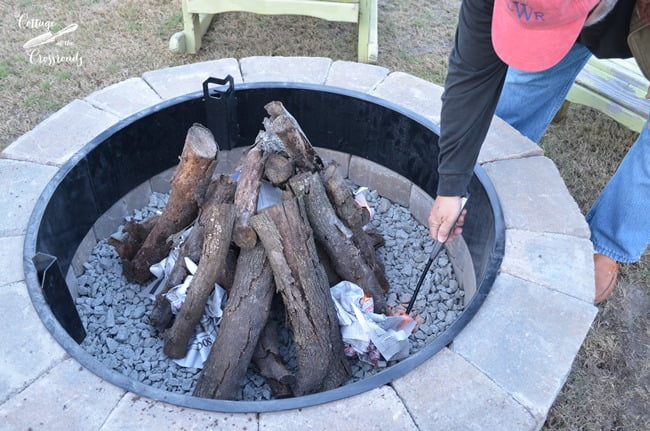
[23,80,504,413]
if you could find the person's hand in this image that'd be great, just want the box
[428,195,467,243]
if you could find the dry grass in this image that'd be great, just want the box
[0,0,648,429]
[544,271,650,430]
[0,0,459,149]
[542,108,650,430]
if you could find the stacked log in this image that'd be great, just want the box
[110,102,390,400]
[118,124,218,284]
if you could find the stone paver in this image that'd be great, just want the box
[65,266,79,298]
[393,348,538,430]
[70,228,98,277]
[0,357,124,431]
[0,281,67,404]
[100,393,256,430]
[315,147,351,178]
[93,180,153,240]
[85,77,162,119]
[500,229,595,303]
[445,238,478,305]
[349,156,412,207]
[259,385,417,431]
[479,117,544,164]
[214,146,248,177]
[1,100,119,166]
[142,58,242,100]
[483,156,590,238]
[371,72,444,124]
[0,159,58,237]
[326,60,389,93]
[0,236,25,286]
[409,184,433,226]
[451,272,598,421]
[240,56,332,84]
[149,166,177,194]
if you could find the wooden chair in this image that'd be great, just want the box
[169,0,378,63]
[561,57,650,133]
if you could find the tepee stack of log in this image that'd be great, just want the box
[110,101,391,400]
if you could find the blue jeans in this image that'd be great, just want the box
[496,43,650,263]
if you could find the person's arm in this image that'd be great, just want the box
[429,0,508,242]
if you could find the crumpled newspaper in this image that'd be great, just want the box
[145,226,194,298]
[148,241,227,369]
[330,281,416,366]
[166,263,227,369]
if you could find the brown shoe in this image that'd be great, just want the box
[594,253,619,304]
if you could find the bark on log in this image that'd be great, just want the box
[219,246,239,292]
[207,180,243,293]
[322,165,391,293]
[265,102,323,173]
[149,223,204,333]
[203,174,237,207]
[256,123,286,154]
[108,215,160,262]
[163,224,205,292]
[266,378,293,399]
[321,164,367,230]
[233,142,265,249]
[365,229,385,249]
[249,198,350,395]
[193,243,274,399]
[290,173,387,312]
[264,153,294,186]
[351,226,391,294]
[253,319,296,398]
[163,202,235,359]
[125,123,218,283]
[149,175,237,333]
[316,245,343,287]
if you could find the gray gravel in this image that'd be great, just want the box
[365,189,464,357]
[75,188,464,400]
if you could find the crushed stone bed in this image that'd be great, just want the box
[75,188,464,400]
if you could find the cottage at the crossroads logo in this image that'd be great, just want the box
[17,12,83,67]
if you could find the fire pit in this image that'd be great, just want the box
[23,78,504,412]
[0,58,601,429]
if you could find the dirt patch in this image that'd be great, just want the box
[544,277,650,431]
[542,106,649,430]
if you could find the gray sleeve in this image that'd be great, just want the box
[437,0,508,196]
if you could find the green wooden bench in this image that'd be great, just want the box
[169,0,378,63]
[563,57,649,133]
